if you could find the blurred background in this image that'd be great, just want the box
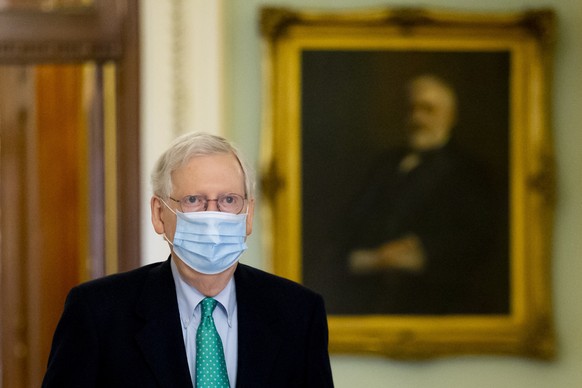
[0,0,580,387]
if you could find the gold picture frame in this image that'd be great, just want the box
[259,6,556,359]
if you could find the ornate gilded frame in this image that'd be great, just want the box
[260,6,556,359]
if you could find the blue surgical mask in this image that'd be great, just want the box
[162,203,248,274]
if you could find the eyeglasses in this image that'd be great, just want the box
[169,193,247,214]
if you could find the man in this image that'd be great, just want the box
[43,132,334,387]
[342,74,497,314]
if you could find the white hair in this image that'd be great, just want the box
[151,132,255,199]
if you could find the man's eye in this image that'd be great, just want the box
[185,195,201,204]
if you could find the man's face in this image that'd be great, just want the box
[151,152,254,261]
[406,78,456,151]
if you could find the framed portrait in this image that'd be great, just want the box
[259,6,556,359]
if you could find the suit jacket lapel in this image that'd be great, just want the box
[135,259,193,388]
[234,265,282,387]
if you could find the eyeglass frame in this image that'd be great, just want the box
[167,193,248,214]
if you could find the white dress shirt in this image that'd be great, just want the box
[171,259,238,387]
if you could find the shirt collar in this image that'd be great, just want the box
[170,259,237,328]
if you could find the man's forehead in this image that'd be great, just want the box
[172,153,236,177]
[413,80,449,96]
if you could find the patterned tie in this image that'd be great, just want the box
[195,297,230,387]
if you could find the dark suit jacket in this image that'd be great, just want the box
[336,143,498,314]
[42,259,334,387]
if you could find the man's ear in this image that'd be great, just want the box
[245,198,255,236]
[150,196,165,234]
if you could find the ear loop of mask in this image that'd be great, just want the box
[157,197,176,247]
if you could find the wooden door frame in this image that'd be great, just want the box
[0,1,140,386]
[0,0,141,270]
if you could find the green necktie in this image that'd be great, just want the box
[195,297,230,388]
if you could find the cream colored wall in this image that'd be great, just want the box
[140,0,226,263]
[141,0,582,386]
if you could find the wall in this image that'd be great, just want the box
[141,0,582,386]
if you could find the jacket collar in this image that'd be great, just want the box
[234,264,283,387]
[135,258,193,388]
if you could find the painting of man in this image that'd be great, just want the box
[343,74,497,314]
[300,51,510,315]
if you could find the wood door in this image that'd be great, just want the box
[0,1,140,387]
[0,63,107,388]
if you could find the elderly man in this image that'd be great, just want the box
[43,132,334,387]
[345,74,496,315]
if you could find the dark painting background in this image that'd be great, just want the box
[300,50,510,315]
